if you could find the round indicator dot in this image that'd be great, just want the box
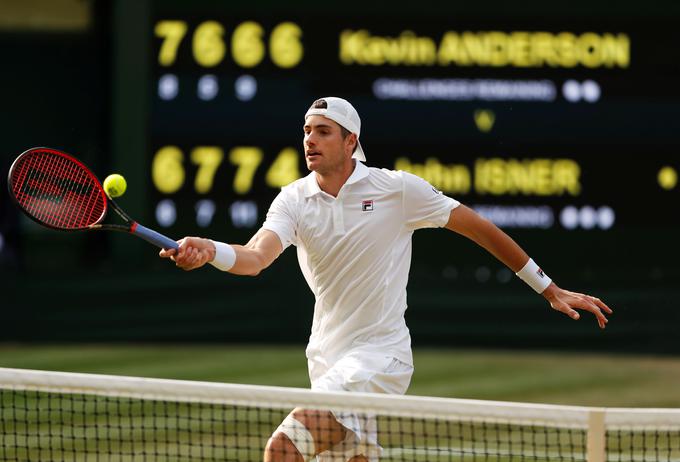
[195,199,216,227]
[582,80,601,103]
[579,206,597,229]
[197,75,219,101]
[156,199,177,228]
[562,80,581,103]
[597,206,615,230]
[496,268,512,283]
[230,200,258,228]
[658,166,678,190]
[235,75,257,101]
[560,206,579,229]
[475,266,491,283]
[158,74,178,101]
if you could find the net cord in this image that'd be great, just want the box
[2,367,679,430]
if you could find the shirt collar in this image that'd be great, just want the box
[304,161,369,198]
[345,160,369,185]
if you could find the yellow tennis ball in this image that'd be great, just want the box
[103,174,127,198]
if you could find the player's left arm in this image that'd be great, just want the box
[445,204,613,328]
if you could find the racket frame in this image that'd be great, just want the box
[8,147,178,250]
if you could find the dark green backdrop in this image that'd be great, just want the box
[2,0,679,351]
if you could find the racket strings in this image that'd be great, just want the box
[52,154,104,228]
[22,153,67,226]
[17,152,60,225]
[35,154,69,226]
[63,157,96,228]
[11,149,106,229]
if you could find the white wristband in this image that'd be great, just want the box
[516,258,552,293]
[209,241,236,271]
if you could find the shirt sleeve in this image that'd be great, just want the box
[261,188,297,250]
[402,171,460,230]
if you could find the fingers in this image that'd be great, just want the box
[158,247,177,259]
[174,245,195,270]
[579,295,612,329]
[571,299,607,329]
[577,298,609,329]
[551,291,612,329]
[553,302,580,321]
[174,244,210,271]
[158,237,210,270]
[591,296,613,314]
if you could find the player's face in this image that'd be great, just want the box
[303,115,354,175]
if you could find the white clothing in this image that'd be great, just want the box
[308,353,414,461]
[239,161,460,460]
[262,161,459,367]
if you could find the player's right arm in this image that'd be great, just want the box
[159,228,283,276]
[161,184,296,275]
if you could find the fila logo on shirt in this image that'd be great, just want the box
[361,200,374,211]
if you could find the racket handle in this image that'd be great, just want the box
[131,223,179,250]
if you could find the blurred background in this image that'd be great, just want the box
[1,0,680,404]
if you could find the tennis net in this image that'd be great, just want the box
[1,367,679,462]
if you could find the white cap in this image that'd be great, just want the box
[304,97,366,161]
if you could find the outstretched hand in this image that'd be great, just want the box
[159,237,216,271]
[542,283,613,329]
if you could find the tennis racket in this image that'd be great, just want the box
[7,147,178,250]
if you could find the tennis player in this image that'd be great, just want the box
[160,97,612,462]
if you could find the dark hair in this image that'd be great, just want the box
[311,98,327,109]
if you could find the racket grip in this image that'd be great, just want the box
[132,223,179,250]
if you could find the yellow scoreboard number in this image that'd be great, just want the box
[154,20,304,68]
[152,146,302,195]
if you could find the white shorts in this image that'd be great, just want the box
[308,352,414,462]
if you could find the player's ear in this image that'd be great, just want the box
[345,133,357,156]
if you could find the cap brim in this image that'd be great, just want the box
[352,140,366,162]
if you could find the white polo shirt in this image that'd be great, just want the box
[262,161,459,367]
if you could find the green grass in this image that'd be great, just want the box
[1,344,679,461]
[1,344,679,407]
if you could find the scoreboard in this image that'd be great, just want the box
[146,2,680,252]
[3,1,680,346]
